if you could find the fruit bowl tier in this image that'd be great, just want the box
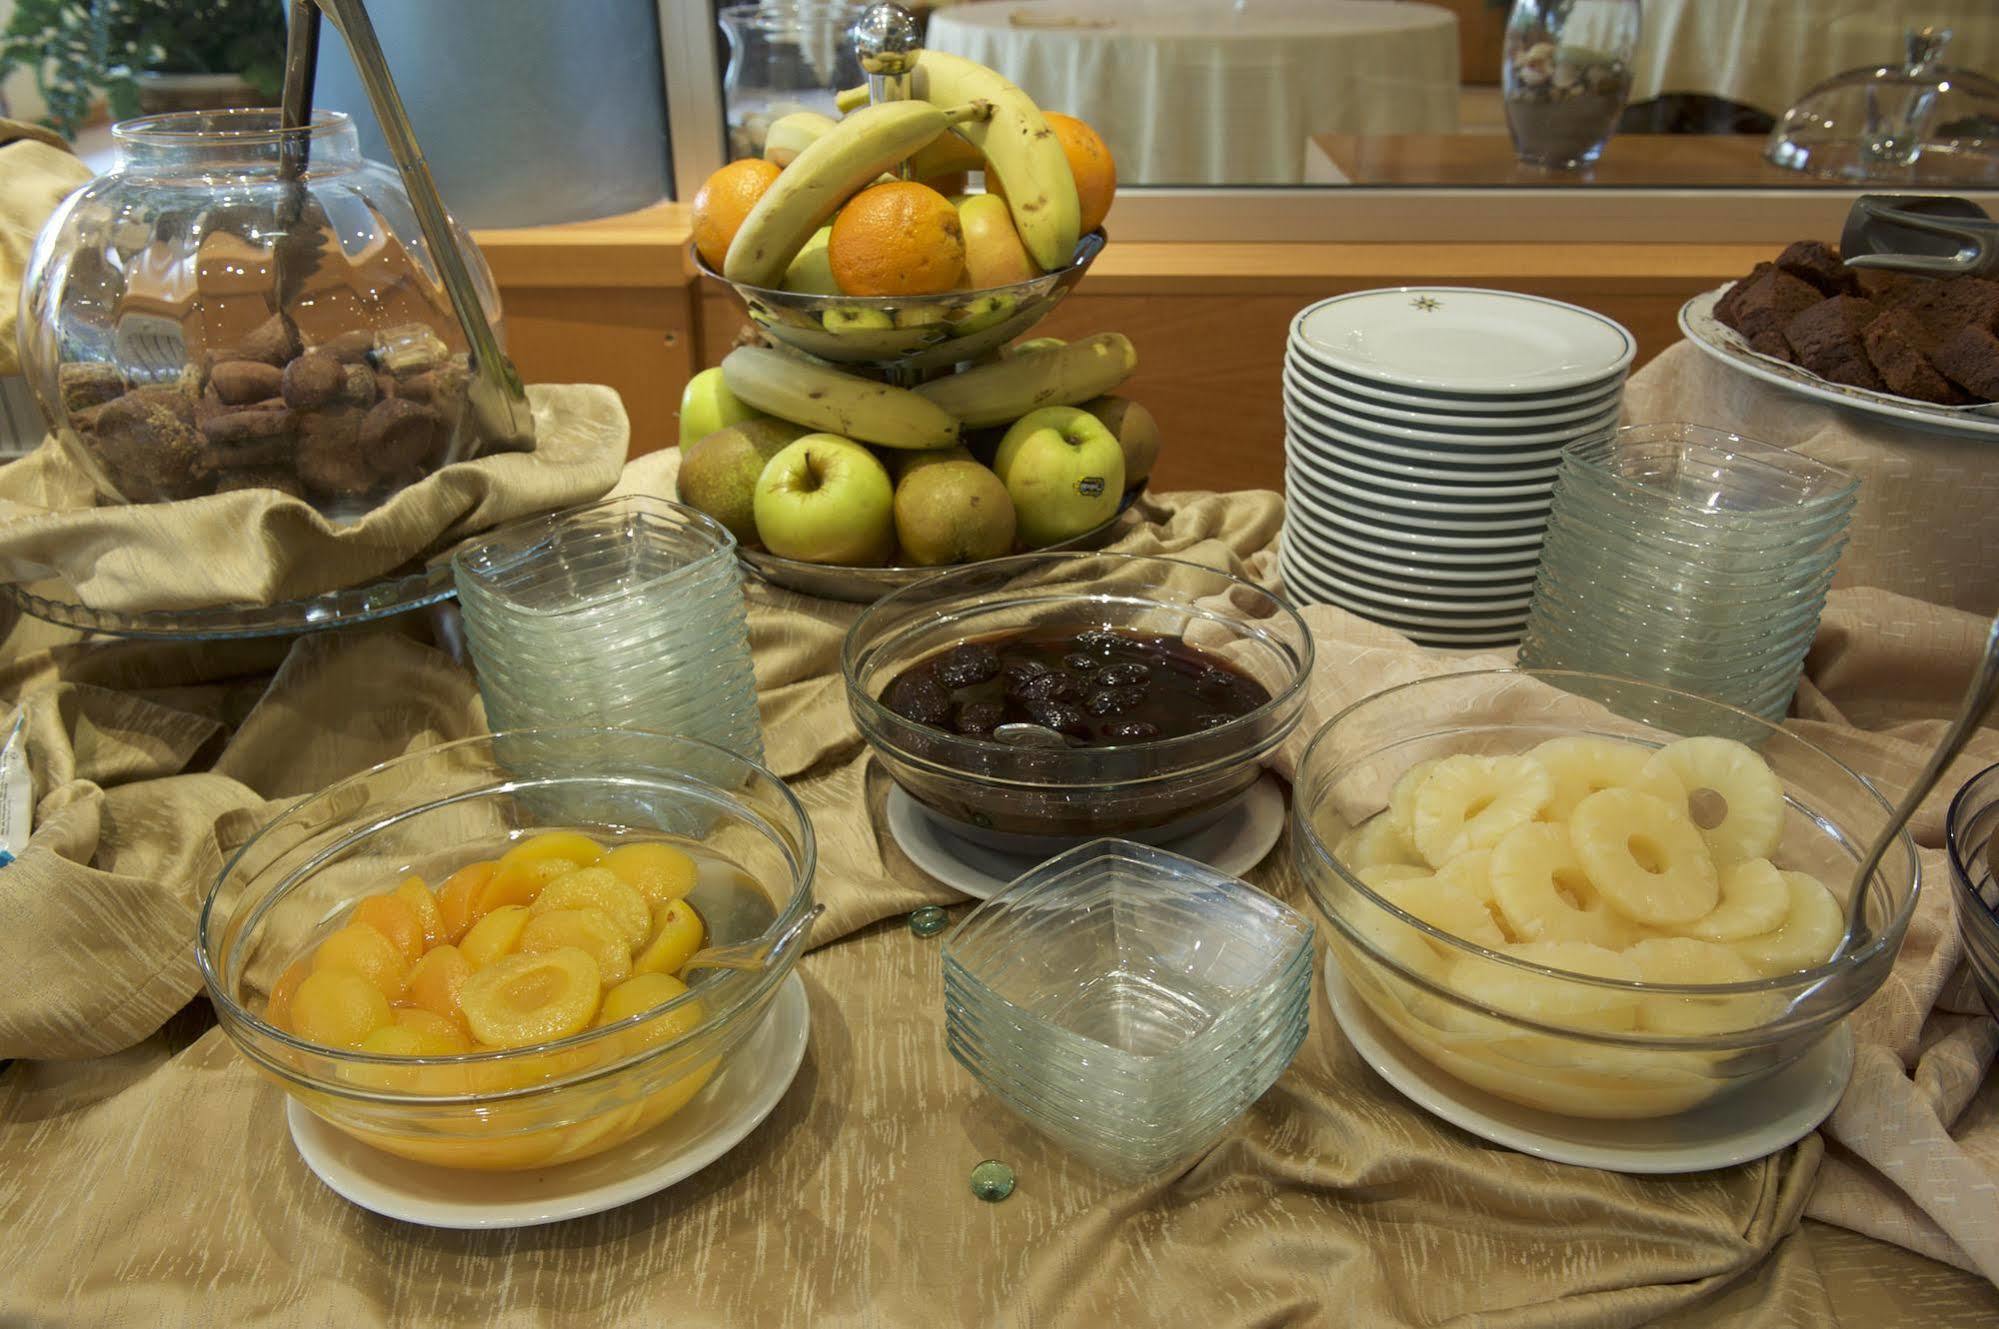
[693,231,1105,380]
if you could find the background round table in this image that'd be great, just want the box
[1628,0,1999,117]
[924,0,1462,185]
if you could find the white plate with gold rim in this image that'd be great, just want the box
[288,973,810,1229]
[1321,953,1854,1174]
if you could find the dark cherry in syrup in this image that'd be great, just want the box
[882,626,1271,746]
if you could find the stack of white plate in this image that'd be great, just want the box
[1280,287,1636,648]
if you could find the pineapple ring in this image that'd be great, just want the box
[1335,812,1426,872]
[1489,822,1643,949]
[1732,871,1845,975]
[1626,937,1773,1036]
[1682,857,1790,942]
[1386,758,1441,845]
[1410,754,1554,867]
[1531,736,1687,822]
[1641,736,1786,867]
[1371,871,1506,954]
[1569,788,1719,927]
[1451,941,1642,1032]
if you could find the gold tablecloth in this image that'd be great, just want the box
[1,444,1995,1326]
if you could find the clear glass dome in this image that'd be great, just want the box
[17,109,505,520]
[1766,27,1999,186]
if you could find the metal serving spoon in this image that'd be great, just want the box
[679,904,825,981]
[1838,613,1999,954]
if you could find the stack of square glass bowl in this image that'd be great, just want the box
[1279,287,1635,648]
[1947,759,1999,1022]
[942,840,1314,1181]
[1517,425,1857,723]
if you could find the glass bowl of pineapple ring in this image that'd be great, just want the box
[1292,670,1918,1121]
[842,552,1313,848]
[196,728,817,1172]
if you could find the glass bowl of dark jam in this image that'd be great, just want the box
[841,553,1313,845]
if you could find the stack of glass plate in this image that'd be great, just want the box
[1279,287,1634,648]
[942,840,1313,1182]
[1518,425,1858,722]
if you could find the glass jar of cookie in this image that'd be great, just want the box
[18,109,504,520]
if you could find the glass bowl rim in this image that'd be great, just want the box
[1945,758,1999,908]
[194,726,817,1096]
[112,107,354,146]
[1294,667,1920,1003]
[840,550,1316,770]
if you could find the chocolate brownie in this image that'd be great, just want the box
[1747,330,1794,362]
[1732,268,1823,344]
[1714,262,1775,330]
[1775,240,1861,297]
[1785,296,1884,391]
[1856,268,1918,304]
[1884,276,1999,338]
[1931,323,1999,401]
[1862,307,1968,404]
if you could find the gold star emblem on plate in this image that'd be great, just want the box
[1412,296,1442,312]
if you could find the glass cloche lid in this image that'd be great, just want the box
[1766,27,1999,186]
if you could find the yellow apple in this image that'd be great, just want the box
[956,194,1039,290]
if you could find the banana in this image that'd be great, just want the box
[720,346,961,450]
[913,333,1135,428]
[835,85,869,114]
[762,111,836,167]
[910,50,1080,272]
[724,101,964,287]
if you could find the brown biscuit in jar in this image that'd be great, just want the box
[85,387,207,501]
[338,363,379,407]
[211,465,307,499]
[58,361,127,413]
[282,350,344,410]
[321,329,377,365]
[360,397,442,476]
[210,359,284,405]
[235,312,303,368]
[296,405,375,497]
[201,403,298,447]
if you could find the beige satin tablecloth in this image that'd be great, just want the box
[924,0,1462,185]
[1,437,1995,1325]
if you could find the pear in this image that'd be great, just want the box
[893,459,1017,566]
[887,444,974,483]
[676,417,810,545]
[781,226,841,295]
[1080,395,1162,488]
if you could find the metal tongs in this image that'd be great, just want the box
[1840,194,1999,278]
[275,0,534,457]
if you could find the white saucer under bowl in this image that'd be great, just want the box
[1285,366,1626,428]
[1321,953,1855,1174]
[887,772,1286,900]
[1290,288,1637,395]
[287,973,811,1229]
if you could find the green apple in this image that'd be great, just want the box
[992,406,1125,547]
[677,418,811,545]
[1080,395,1162,488]
[781,225,840,295]
[753,434,896,565]
[894,459,1016,566]
[678,366,760,449]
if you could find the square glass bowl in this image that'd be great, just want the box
[1945,761,1999,1022]
[942,839,1314,1180]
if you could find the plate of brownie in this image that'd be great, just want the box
[1680,240,1999,440]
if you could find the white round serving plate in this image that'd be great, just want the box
[1286,361,1625,429]
[1287,484,1550,550]
[1282,406,1592,469]
[1287,430,1564,484]
[1282,529,1539,601]
[1288,356,1629,413]
[887,773,1286,900]
[1294,448,1559,499]
[1287,464,1556,519]
[1279,552,1532,633]
[1286,522,1544,582]
[1678,286,1999,442]
[1290,288,1638,394]
[1322,953,1855,1174]
[1290,512,1545,573]
[287,973,811,1230]
[1285,371,1624,447]
[1286,553,1536,617]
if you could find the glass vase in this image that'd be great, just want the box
[1503,0,1643,170]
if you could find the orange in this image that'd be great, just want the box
[828,181,966,297]
[692,158,781,270]
[991,113,1117,236]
